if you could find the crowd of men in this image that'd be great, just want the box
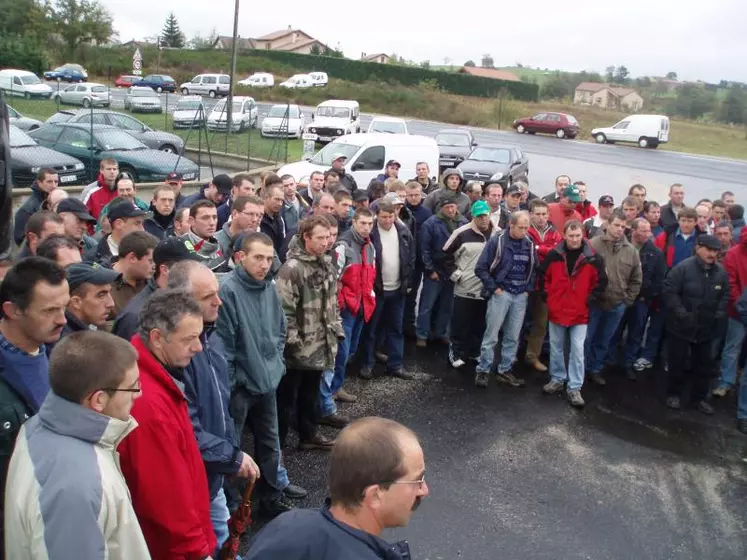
[1,151,746,559]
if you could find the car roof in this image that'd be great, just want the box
[318,99,358,108]
[48,122,119,131]
[335,133,437,147]
[437,128,472,135]
[129,86,156,92]
[0,69,37,76]
[218,96,255,102]
[269,103,300,109]
[178,95,203,101]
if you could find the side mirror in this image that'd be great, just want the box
[351,161,364,171]
[311,112,315,119]
[472,141,478,147]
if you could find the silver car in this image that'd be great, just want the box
[53,82,110,108]
[8,105,43,132]
[124,86,163,113]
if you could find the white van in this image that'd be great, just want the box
[591,114,670,149]
[238,72,274,88]
[305,100,361,143]
[207,96,258,132]
[278,133,439,189]
[309,72,328,87]
[0,69,53,99]
[279,74,313,89]
[179,74,231,97]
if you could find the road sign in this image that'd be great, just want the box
[303,140,316,160]
[133,48,142,76]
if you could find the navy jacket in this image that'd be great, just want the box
[637,238,666,304]
[475,230,538,299]
[419,214,467,277]
[13,183,46,246]
[144,205,175,240]
[370,221,415,295]
[178,186,208,209]
[247,505,411,560]
[183,327,242,499]
[112,279,158,341]
[406,203,432,262]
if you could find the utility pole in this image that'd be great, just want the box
[226,0,240,141]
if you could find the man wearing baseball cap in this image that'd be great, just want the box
[583,195,615,238]
[330,153,358,193]
[178,174,233,209]
[56,198,98,254]
[375,159,400,183]
[504,183,524,215]
[58,263,120,341]
[165,172,186,207]
[548,184,584,233]
[85,199,147,267]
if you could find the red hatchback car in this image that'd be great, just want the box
[114,75,140,88]
[512,112,580,139]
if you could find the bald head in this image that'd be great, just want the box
[166,260,221,323]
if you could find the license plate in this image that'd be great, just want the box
[183,173,196,180]
[60,174,77,183]
[302,132,318,141]
[318,136,332,141]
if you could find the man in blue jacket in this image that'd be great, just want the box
[403,181,432,335]
[474,211,537,388]
[168,260,260,553]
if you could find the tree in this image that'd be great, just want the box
[614,65,630,84]
[671,83,717,120]
[160,12,184,48]
[322,45,343,58]
[0,0,53,41]
[481,53,494,68]
[309,43,321,56]
[420,60,431,69]
[718,86,747,124]
[605,65,616,82]
[464,60,476,67]
[51,0,115,56]
[541,74,572,100]
[665,71,678,80]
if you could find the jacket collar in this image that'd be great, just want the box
[64,309,91,332]
[235,264,271,291]
[38,392,137,450]
[131,334,187,401]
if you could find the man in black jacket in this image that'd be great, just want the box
[13,169,58,246]
[330,153,358,193]
[663,234,729,414]
[659,183,686,229]
[260,182,287,255]
[144,184,176,240]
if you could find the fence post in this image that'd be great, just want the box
[164,92,168,130]
[89,104,95,183]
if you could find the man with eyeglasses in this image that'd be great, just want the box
[216,195,264,263]
[247,417,428,560]
[5,331,151,559]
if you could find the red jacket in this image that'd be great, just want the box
[724,228,747,319]
[548,203,583,234]
[527,223,562,263]
[119,335,217,560]
[84,174,118,220]
[576,201,598,221]
[539,240,607,326]
[334,228,376,321]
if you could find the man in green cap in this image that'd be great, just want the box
[548,184,584,233]
[442,200,495,368]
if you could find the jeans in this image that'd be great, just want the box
[404,262,423,329]
[318,308,365,417]
[585,304,627,374]
[717,318,746,390]
[211,489,230,555]
[738,369,747,420]
[449,296,487,361]
[641,308,665,362]
[622,300,650,366]
[277,368,323,444]
[525,292,549,362]
[363,290,405,370]
[548,322,588,391]
[476,290,528,374]
[416,274,454,340]
[667,335,713,402]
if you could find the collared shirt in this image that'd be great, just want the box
[107,235,119,257]
[111,276,148,316]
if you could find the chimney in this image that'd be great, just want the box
[361,52,366,59]
[287,25,292,30]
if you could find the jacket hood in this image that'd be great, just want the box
[440,168,464,188]
[287,240,327,264]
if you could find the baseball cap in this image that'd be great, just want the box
[386,159,401,168]
[697,234,721,251]
[108,200,148,222]
[382,192,404,206]
[331,152,347,162]
[66,262,121,291]
[562,184,583,203]
[471,200,490,217]
[154,237,202,266]
[166,172,183,183]
[352,190,369,203]
[598,195,615,207]
[57,198,96,222]
[506,184,522,196]
[212,174,233,195]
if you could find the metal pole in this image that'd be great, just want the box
[226,0,240,141]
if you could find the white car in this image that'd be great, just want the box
[309,72,328,87]
[207,96,258,132]
[123,86,162,113]
[172,96,206,129]
[367,116,408,135]
[0,69,53,99]
[591,114,670,149]
[179,73,230,97]
[238,72,274,87]
[279,74,313,89]
[261,104,305,138]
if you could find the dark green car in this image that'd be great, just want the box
[29,123,199,183]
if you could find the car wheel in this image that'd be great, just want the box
[556,128,566,139]
[638,137,649,148]
[82,98,91,108]
[516,124,525,134]
[595,133,607,144]
[181,88,189,95]
[160,144,177,154]
[156,86,163,93]
[209,90,216,98]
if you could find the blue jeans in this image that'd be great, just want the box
[320,308,365,417]
[211,489,230,556]
[363,290,405,370]
[641,308,664,362]
[738,369,747,420]
[718,318,746,390]
[622,301,649,366]
[585,304,626,374]
[416,275,454,340]
[549,322,587,391]
[476,290,528,374]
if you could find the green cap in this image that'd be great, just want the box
[563,184,583,203]
[471,200,490,217]
[439,190,459,207]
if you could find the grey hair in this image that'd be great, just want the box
[715,220,733,232]
[167,260,206,290]
[509,210,530,225]
[137,289,202,341]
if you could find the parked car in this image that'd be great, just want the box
[367,117,408,135]
[8,105,43,132]
[172,96,206,129]
[114,75,140,88]
[279,74,313,89]
[43,64,88,83]
[512,112,580,139]
[305,99,361,143]
[591,114,670,149]
[457,143,529,188]
[9,124,86,187]
[29,123,199,183]
[0,70,54,99]
[207,97,258,133]
[179,74,230,97]
[309,72,328,87]
[238,72,274,87]
[124,86,163,113]
[261,104,305,138]
[53,82,110,108]
[133,74,176,93]
[436,128,477,171]
[45,109,183,153]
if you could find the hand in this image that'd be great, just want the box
[495,288,503,295]
[238,453,260,481]
[430,271,439,281]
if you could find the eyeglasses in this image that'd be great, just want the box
[97,380,141,394]
[385,474,426,489]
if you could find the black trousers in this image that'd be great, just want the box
[666,335,713,402]
[449,296,487,360]
[277,368,323,445]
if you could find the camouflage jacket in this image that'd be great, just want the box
[275,243,344,371]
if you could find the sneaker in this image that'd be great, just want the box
[589,373,607,386]
[298,434,335,450]
[567,390,585,408]
[697,401,715,416]
[358,366,373,380]
[416,339,427,348]
[259,496,294,519]
[737,419,747,434]
[526,358,548,372]
[334,388,358,403]
[625,366,637,381]
[633,358,653,372]
[389,368,414,380]
[474,372,489,388]
[450,357,466,369]
[666,396,681,410]
[496,371,526,388]
[542,380,564,394]
[375,351,388,364]
[283,484,308,499]
[712,386,729,398]
[318,413,350,429]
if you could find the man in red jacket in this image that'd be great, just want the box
[548,185,583,233]
[524,199,562,372]
[83,159,121,220]
[539,220,607,407]
[119,289,218,560]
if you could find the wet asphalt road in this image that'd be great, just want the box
[255,343,747,560]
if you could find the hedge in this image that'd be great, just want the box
[0,35,48,76]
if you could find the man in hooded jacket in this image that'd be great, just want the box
[422,168,471,216]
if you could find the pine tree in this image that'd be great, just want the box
[160,12,184,48]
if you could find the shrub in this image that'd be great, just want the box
[0,35,48,75]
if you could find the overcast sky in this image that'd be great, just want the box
[102,0,747,83]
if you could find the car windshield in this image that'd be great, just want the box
[93,129,147,151]
[370,121,405,134]
[436,133,470,147]
[310,142,360,166]
[9,126,37,148]
[163,76,175,83]
[177,99,202,110]
[132,89,155,97]
[91,86,107,93]
[20,75,42,85]
[212,100,244,114]
[268,105,299,118]
[8,106,20,119]
[316,106,350,119]
[47,112,74,124]
[469,147,510,164]
[567,115,579,125]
